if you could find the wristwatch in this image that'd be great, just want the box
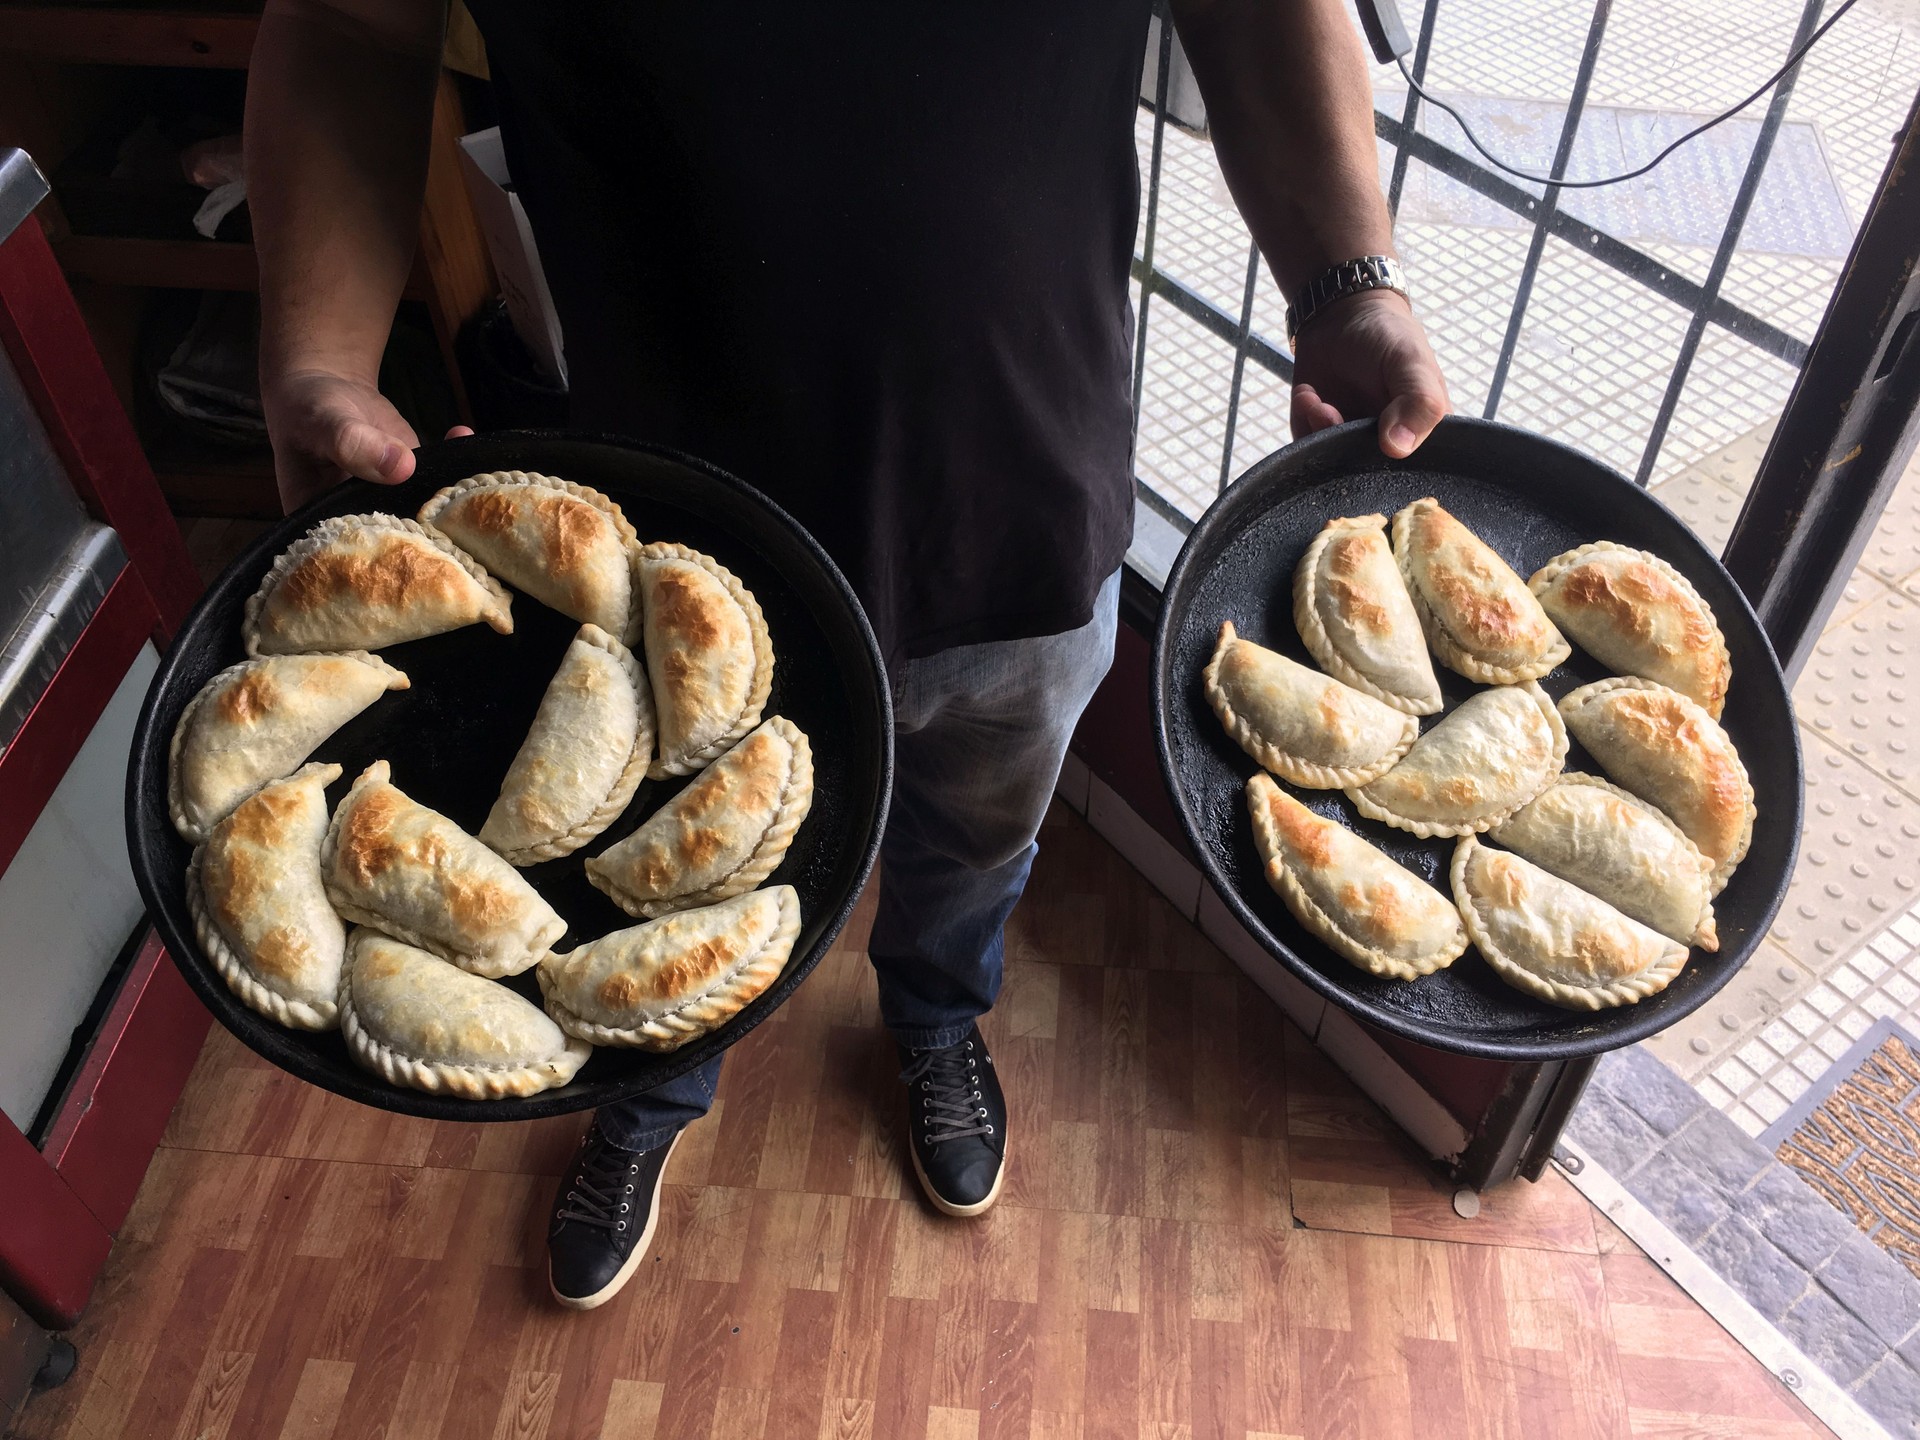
[1285,256,1411,340]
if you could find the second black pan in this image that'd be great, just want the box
[1153,417,1802,1061]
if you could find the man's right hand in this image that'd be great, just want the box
[263,369,421,513]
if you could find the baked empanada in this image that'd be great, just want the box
[169,651,407,842]
[1529,541,1731,717]
[1488,773,1718,950]
[244,514,512,657]
[418,472,639,643]
[1452,837,1690,1010]
[539,886,801,1050]
[1348,681,1567,837]
[189,762,345,1030]
[1203,622,1418,788]
[322,760,566,977]
[340,929,590,1098]
[1294,514,1443,715]
[1558,677,1753,893]
[1392,498,1569,683]
[637,543,773,778]
[586,717,813,918]
[479,625,654,865]
[1246,774,1466,980]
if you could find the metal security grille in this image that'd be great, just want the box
[1127,0,1889,554]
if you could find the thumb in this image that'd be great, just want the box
[1377,383,1448,459]
[326,417,416,485]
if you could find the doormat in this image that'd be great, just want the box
[1762,1017,1920,1284]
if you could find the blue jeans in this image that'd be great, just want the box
[594,569,1121,1151]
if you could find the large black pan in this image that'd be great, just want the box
[126,433,891,1121]
[1153,417,1801,1061]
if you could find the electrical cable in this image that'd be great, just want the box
[1394,0,1862,190]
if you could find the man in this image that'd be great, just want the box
[248,0,1449,1310]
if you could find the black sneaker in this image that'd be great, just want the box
[900,1024,1006,1217]
[547,1123,682,1310]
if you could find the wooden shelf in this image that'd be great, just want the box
[0,6,261,70]
[145,438,280,519]
[53,231,437,299]
[53,233,256,291]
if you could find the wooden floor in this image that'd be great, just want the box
[13,804,1825,1440]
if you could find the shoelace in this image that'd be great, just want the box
[901,1042,993,1146]
[555,1128,640,1232]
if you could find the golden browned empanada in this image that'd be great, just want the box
[1452,837,1690,1010]
[418,472,640,643]
[1246,774,1466,980]
[1392,498,1569,683]
[339,929,591,1098]
[244,514,512,657]
[539,886,801,1050]
[479,625,654,865]
[1348,682,1567,837]
[169,651,407,842]
[637,543,773,778]
[1557,677,1753,893]
[1294,514,1443,715]
[586,717,812,919]
[1529,542,1731,717]
[189,762,345,1030]
[1488,773,1717,950]
[322,760,566,978]
[1203,622,1418,788]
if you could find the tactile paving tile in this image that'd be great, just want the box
[1794,591,1920,795]
[1778,729,1920,959]
[1861,459,1920,589]
[1649,468,1745,554]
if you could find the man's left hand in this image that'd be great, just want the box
[1289,290,1450,459]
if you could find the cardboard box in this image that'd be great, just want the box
[455,127,567,387]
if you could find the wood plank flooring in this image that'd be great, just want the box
[11,804,1826,1439]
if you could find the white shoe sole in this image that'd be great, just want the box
[549,1129,682,1311]
[909,1134,1007,1218]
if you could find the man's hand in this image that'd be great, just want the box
[262,369,420,513]
[1289,290,1450,459]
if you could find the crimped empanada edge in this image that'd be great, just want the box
[189,843,341,1031]
[1493,771,1719,951]
[1528,540,1732,718]
[1451,837,1690,1010]
[1390,501,1571,685]
[540,887,802,1049]
[1203,623,1419,790]
[242,512,514,657]
[168,651,406,844]
[1557,676,1755,894]
[640,541,775,779]
[418,472,643,644]
[339,959,590,1099]
[1345,682,1568,838]
[1292,518,1442,716]
[487,625,658,866]
[1247,781,1465,980]
[321,760,564,977]
[588,717,815,919]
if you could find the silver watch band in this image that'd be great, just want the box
[1285,256,1411,340]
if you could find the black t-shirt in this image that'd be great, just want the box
[462,0,1152,667]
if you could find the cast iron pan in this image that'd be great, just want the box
[1153,417,1801,1060]
[126,432,892,1120]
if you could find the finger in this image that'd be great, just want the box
[1377,380,1449,459]
[275,451,337,517]
[324,416,417,485]
[1291,383,1345,436]
[444,425,475,439]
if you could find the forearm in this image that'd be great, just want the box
[245,0,444,385]
[1169,0,1392,300]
